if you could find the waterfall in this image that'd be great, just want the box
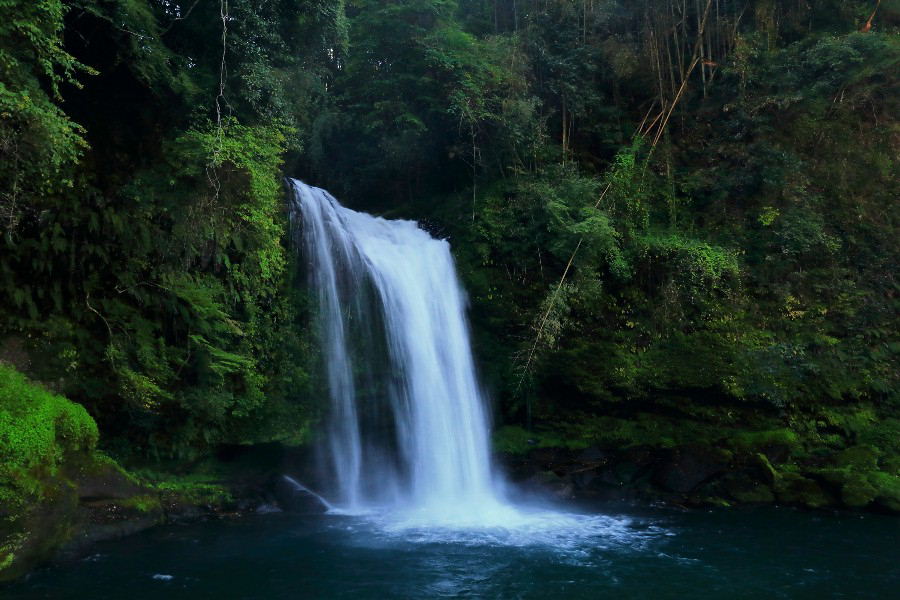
[288,179,503,518]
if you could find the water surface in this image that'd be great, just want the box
[5,506,897,599]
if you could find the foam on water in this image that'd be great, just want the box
[322,506,665,562]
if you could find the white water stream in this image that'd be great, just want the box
[289,179,635,539]
[289,179,500,517]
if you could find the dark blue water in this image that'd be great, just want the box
[4,506,898,599]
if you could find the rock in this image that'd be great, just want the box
[751,453,778,486]
[833,446,879,471]
[654,446,729,494]
[841,474,878,508]
[774,473,834,509]
[578,446,610,462]
[521,470,575,500]
[868,472,900,513]
[74,458,145,501]
[722,472,775,504]
[0,478,79,582]
[571,467,599,490]
[527,447,576,472]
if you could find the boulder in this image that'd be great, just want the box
[774,473,834,509]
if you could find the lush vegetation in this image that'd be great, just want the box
[0,364,97,574]
[0,0,897,545]
[0,364,97,514]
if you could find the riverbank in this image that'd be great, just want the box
[0,440,320,583]
[0,364,280,582]
[496,402,900,513]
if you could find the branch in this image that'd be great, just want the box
[514,0,715,402]
[861,0,883,32]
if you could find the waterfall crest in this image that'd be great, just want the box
[289,179,504,518]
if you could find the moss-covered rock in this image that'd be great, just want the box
[0,365,225,581]
[0,365,98,513]
[722,472,776,503]
[495,403,900,514]
[730,429,800,461]
[774,473,834,509]
[841,474,879,508]
[752,453,779,485]
[833,446,880,471]
[0,364,98,581]
[868,472,900,512]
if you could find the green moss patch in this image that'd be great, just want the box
[0,364,99,581]
[493,425,588,455]
[774,473,833,509]
[731,429,800,453]
[833,446,880,471]
[0,364,98,512]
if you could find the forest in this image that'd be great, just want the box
[1,0,898,589]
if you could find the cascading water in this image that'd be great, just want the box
[287,178,647,543]
[289,179,505,521]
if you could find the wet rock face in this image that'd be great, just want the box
[653,446,730,494]
[74,463,145,502]
[521,471,576,501]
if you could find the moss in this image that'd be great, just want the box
[134,471,233,507]
[729,480,775,503]
[816,405,878,436]
[774,472,833,508]
[833,445,879,471]
[856,418,900,456]
[841,474,878,508]
[493,425,588,454]
[555,413,725,450]
[703,497,733,508]
[0,364,98,513]
[753,453,778,484]
[0,533,23,573]
[882,456,900,476]
[731,429,800,453]
[0,364,102,581]
[121,495,162,514]
[155,481,232,505]
[493,425,537,455]
[505,403,900,514]
[867,472,900,511]
[85,452,141,485]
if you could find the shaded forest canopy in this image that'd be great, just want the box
[0,0,897,462]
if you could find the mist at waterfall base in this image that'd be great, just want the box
[288,178,621,542]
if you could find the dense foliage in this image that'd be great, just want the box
[0,0,345,457]
[0,0,897,472]
[0,364,97,512]
[0,363,98,572]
